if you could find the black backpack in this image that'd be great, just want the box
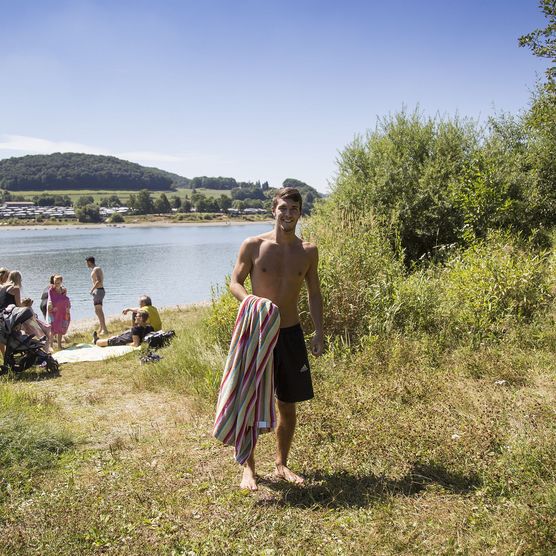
[144,330,175,350]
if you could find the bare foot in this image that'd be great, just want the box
[240,466,258,491]
[274,463,304,484]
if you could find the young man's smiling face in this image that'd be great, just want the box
[273,198,301,232]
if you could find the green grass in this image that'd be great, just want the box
[132,305,225,404]
[0,385,73,505]
[0,302,555,553]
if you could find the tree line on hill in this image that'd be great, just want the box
[0,153,177,191]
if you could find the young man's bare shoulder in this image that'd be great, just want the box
[302,240,318,255]
[242,232,275,247]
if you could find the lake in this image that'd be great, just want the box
[0,223,272,323]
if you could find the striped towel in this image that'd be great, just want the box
[213,295,280,464]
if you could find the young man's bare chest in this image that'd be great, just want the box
[252,241,309,283]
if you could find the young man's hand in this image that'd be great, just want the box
[311,333,324,357]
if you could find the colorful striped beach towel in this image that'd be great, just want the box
[213,295,280,464]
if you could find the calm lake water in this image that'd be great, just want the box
[0,223,272,323]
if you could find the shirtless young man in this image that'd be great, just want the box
[86,256,108,335]
[230,187,324,490]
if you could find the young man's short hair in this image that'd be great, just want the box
[272,187,303,213]
[86,256,96,265]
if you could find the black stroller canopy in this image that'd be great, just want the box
[0,305,60,376]
[1,306,34,334]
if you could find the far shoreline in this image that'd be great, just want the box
[0,218,273,232]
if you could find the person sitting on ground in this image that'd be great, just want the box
[20,297,53,353]
[93,311,153,348]
[122,295,162,331]
[0,270,22,311]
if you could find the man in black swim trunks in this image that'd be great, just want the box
[230,187,324,490]
[86,256,108,335]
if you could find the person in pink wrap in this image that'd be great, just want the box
[47,275,71,351]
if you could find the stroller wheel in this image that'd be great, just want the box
[46,358,60,375]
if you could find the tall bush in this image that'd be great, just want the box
[333,110,481,263]
[301,200,403,341]
[332,108,552,265]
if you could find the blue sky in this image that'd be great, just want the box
[0,0,549,192]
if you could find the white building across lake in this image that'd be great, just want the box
[0,202,130,220]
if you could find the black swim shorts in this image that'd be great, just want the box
[273,323,314,403]
[92,287,105,306]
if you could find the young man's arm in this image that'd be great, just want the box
[90,269,102,294]
[305,245,324,357]
[130,334,142,347]
[229,238,255,302]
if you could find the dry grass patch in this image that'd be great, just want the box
[1,306,556,554]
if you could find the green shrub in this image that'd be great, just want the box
[76,204,102,223]
[440,232,553,343]
[302,201,403,341]
[204,280,241,348]
[108,212,124,223]
[328,106,555,266]
[391,268,446,335]
[331,110,482,263]
[388,232,554,345]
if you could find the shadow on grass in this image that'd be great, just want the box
[258,462,481,509]
[3,367,62,382]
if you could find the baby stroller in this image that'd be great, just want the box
[0,305,60,375]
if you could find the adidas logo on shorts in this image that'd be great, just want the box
[299,364,309,373]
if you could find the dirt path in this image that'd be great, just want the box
[0,350,252,555]
[17,355,194,451]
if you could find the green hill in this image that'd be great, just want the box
[0,154,323,201]
[0,152,190,191]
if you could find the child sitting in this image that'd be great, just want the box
[94,311,153,348]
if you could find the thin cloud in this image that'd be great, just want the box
[0,134,107,155]
[0,134,187,164]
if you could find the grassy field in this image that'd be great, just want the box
[12,188,232,204]
[1,299,556,554]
